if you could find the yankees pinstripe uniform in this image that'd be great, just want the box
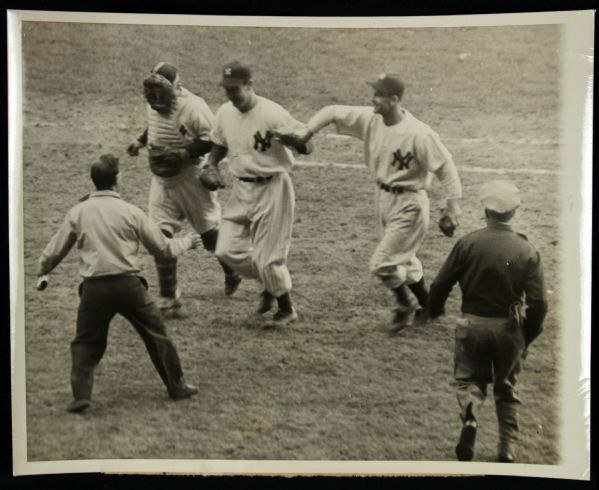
[208,61,311,328]
[300,73,462,331]
[128,62,241,319]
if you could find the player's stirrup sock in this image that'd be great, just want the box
[408,278,429,308]
[155,256,178,299]
[200,228,235,276]
[393,284,412,307]
[276,292,293,313]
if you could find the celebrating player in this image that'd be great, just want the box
[280,73,462,332]
[429,180,548,463]
[127,62,241,319]
[200,61,312,329]
[37,155,200,413]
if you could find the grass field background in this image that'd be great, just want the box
[19,22,563,463]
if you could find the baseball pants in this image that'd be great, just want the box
[148,164,221,236]
[453,314,526,445]
[148,164,223,304]
[215,172,294,298]
[70,275,189,401]
[369,189,430,289]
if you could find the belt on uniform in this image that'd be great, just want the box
[238,175,273,183]
[377,180,406,194]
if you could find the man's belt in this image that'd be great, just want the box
[377,180,406,194]
[238,175,273,183]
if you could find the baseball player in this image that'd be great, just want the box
[127,61,242,319]
[199,61,312,329]
[37,155,200,413]
[282,73,462,332]
[429,180,548,463]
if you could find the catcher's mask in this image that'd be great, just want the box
[143,72,178,114]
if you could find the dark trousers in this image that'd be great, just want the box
[454,314,526,445]
[71,275,187,401]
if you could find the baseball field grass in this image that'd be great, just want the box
[20,22,563,464]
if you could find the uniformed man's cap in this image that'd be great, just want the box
[480,180,521,213]
[220,61,252,87]
[367,73,405,99]
[91,154,119,181]
[151,62,178,84]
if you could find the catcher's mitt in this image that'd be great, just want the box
[438,215,456,237]
[199,165,225,191]
[148,146,186,178]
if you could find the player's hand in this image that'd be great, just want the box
[198,165,225,191]
[187,233,203,250]
[127,141,144,157]
[439,198,461,237]
[36,274,49,291]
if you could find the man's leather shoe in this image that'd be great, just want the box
[171,384,198,400]
[67,399,91,413]
[455,419,477,461]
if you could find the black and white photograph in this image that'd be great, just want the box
[7,10,592,479]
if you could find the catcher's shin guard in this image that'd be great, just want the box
[155,256,178,300]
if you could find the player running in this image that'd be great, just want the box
[127,62,241,319]
[280,73,462,332]
[200,61,312,329]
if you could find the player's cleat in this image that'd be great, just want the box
[455,419,478,461]
[256,291,275,315]
[388,304,416,334]
[170,383,198,400]
[497,442,516,463]
[67,399,91,413]
[160,298,189,320]
[263,307,298,329]
[224,273,242,296]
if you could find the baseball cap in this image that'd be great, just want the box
[220,61,252,87]
[151,62,179,84]
[91,154,119,182]
[480,180,521,213]
[367,73,405,98]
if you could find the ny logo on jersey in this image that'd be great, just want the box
[390,149,414,170]
[253,130,274,152]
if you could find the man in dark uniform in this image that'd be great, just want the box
[37,154,200,413]
[429,180,548,463]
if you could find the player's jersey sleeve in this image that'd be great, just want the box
[414,132,453,172]
[307,105,373,141]
[178,93,215,142]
